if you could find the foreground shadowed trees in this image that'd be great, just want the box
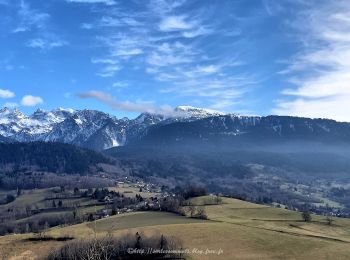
[45,233,185,260]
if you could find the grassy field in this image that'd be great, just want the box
[0,189,52,209]
[1,184,159,209]
[0,185,161,228]
[1,195,350,259]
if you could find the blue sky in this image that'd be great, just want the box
[0,0,349,121]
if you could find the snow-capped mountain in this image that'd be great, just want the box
[0,107,74,141]
[3,105,348,151]
[0,106,225,150]
[174,105,226,118]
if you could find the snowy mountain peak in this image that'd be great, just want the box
[1,106,344,152]
[135,112,164,124]
[56,107,75,113]
[0,106,233,150]
[0,107,27,121]
[175,105,226,117]
[12,108,27,119]
[51,108,75,117]
[32,109,47,118]
[0,107,10,114]
[35,108,46,113]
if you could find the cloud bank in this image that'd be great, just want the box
[82,0,252,111]
[78,91,174,115]
[273,0,350,122]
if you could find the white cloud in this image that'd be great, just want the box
[12,27,27,33]
[26,38,68,49]
[182,27,211,38]
[93,34,148,76]
[78,91,158,113]
[65,0,116,5]
[13,1,50,33]
[112,48,143,57]
[146,41,195,67]
[149,0,186,15]
[159,15,194,32]
[112,81,129,88]
[3,102,18,108]
[147,52,191,67]
[21,95,43,106]
[96,65,122,77]
[100,16,142,27]
[210,100,237,110]
[274,96,350,122]
[91,58,118,64]
[78,90,197,116]
[196,65,220,74]
[81,23,94,29]
[0,89,15,98]
[100,16,123,27]
[121,17,142,27]
[274,1,350,122]
[83,0,251,111]
[12,1,69,52]
[263,0,285,16]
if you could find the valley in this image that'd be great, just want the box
[1,107,350,259]
[1,195,350,259]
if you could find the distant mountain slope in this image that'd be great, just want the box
[0,135,11,143]
[138,115,350,147]
[105,115,350,212]
[0,142,110,175]
[106,113,350,180]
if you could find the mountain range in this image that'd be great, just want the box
[1,105,350,213]
[1,106,350,151]
[0,106,226,150]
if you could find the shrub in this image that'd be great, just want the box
[194,207,207,220]
[45,233,185,260]
[301,211,312,222]
[187,206,207,219]
[6,194,15,204]
[182,186,207,200]
[326,215,334,225]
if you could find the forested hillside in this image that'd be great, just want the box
[0,142,110,175]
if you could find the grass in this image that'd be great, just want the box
[187,196,350,243]
[1,195,350,259]
[42,211,206,240]
[0,188,51,210]
[107,185,159,198]
[0,188,104,227]
[86,211,206,232]
[0,185,157,229]
[0,188,96,210]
